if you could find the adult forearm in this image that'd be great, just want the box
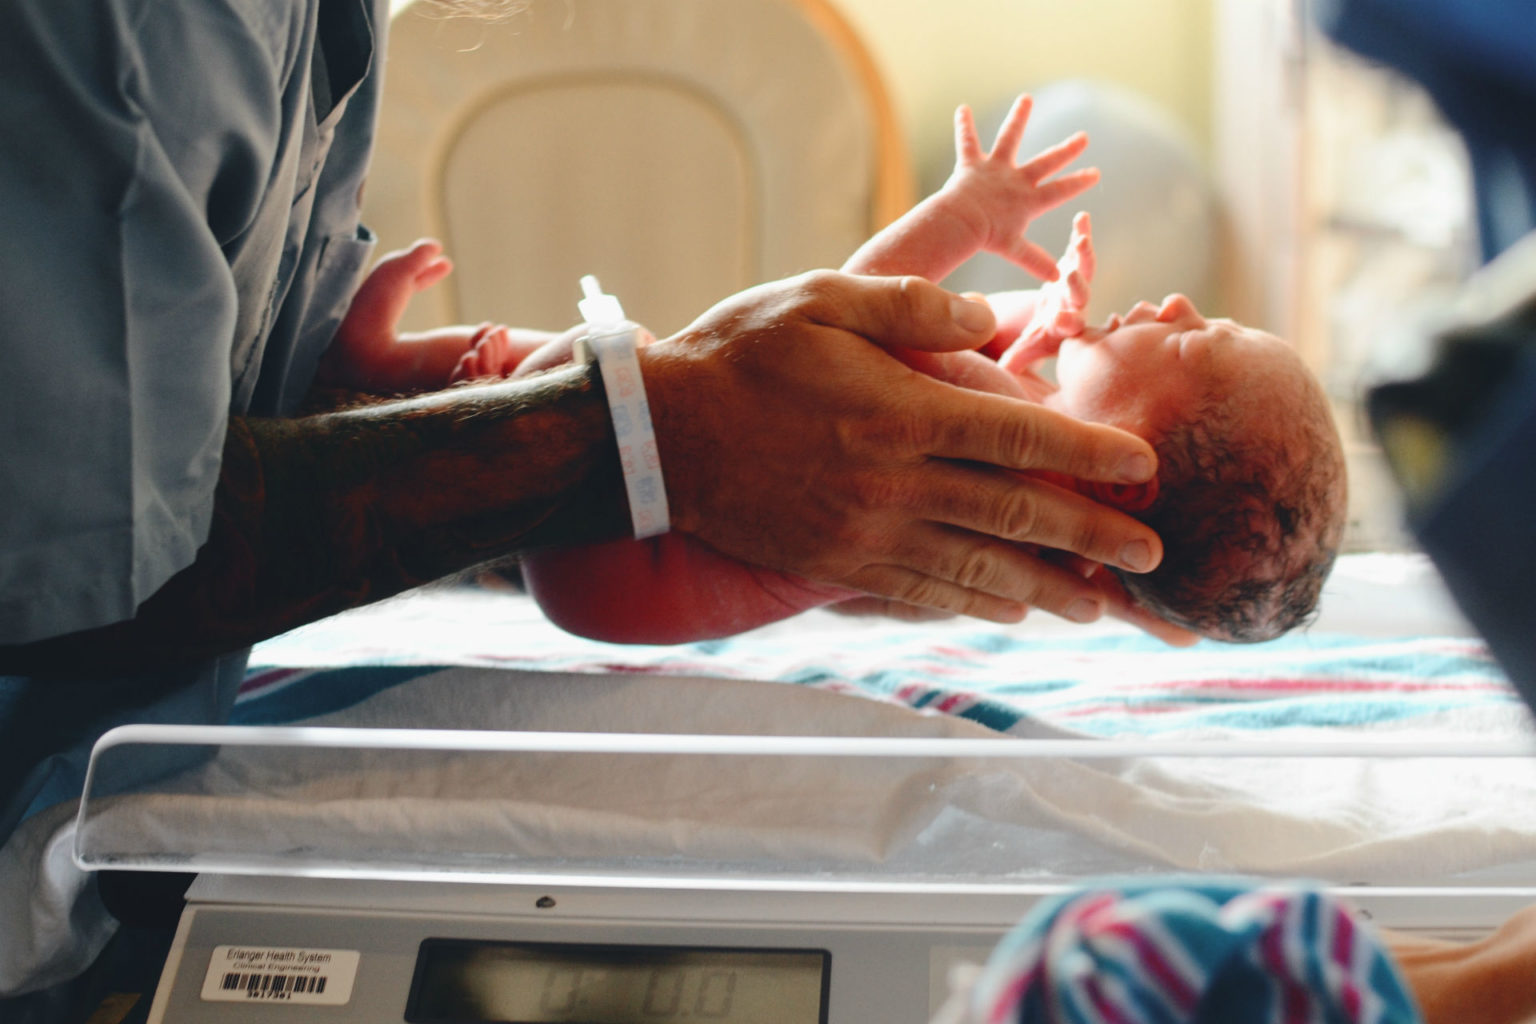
[1,364,628,678]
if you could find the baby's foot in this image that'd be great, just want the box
[450,323,516,383]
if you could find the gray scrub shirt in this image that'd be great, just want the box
[0,0,386,835]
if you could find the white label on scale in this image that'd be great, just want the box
[200,945,360,1005]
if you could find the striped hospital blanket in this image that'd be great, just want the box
[242,554,1526,742]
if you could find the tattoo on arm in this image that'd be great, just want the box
[2,364,630,678]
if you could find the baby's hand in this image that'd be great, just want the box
[944,95,1099,282]
[998,212,1095,375]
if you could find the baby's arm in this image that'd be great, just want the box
[844,95,1098,284]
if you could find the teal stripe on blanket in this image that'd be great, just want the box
[232,665,441,724]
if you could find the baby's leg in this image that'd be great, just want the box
[523,536,855,643]
[340,240,454,360]
[321,240,465,392]
[517,325,853,643]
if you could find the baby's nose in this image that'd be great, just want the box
[1155,294,1202,324]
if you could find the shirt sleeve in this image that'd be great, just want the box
[0,0,291,643]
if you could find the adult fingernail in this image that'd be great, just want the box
[951,295,993,333]
[1064,598,1102,623]
[1120,539,1154,572]
[1118,453,1153,483]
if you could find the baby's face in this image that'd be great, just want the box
[1045,295,1315,441]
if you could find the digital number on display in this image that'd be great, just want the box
[406,939,829,1024]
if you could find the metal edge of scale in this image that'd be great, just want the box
[183,871,1536,931]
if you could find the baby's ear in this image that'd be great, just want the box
[1084,476,1160,513]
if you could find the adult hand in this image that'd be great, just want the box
[1385,904,1536,1024]
[639,270,1163,625]
[1087,568,1202,646]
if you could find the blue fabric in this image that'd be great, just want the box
[0,0,380,644]
[1316,0,1536,261]
[0,0,385,847]
[969,878,1422,1023]
[1327,0,1536,699]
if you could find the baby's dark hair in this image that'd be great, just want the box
[1110,390,1347,643]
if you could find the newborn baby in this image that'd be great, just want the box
[330,94,1345,645]
[515,99,1345,645]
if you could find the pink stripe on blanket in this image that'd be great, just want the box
[1058,703,1201,718]
[1102,676,1509,694]
[238,667,309,696]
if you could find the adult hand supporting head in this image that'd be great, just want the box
[639,270,1163,625]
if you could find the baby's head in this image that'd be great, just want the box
[1048,295,1347,642]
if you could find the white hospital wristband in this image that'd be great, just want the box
[573,276,671,539]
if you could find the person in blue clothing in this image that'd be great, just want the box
[932,878,1536,1024]
[0,0,1167,1012]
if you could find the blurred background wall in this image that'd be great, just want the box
[831,0,1215,182]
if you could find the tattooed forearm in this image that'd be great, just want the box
[1,364,630,678]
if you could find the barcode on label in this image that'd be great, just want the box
[220,971,329,998]
[201,946,359,1005]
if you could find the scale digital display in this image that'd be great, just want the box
[406,939,829,1024]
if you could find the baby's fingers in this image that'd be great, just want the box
[988,94,1034,162]
[999,325,1064,373]
[1006,238,1063,283]
[1029,168,1101,215]
[1065,270,1091,312]
[1066,212,1096,284]
[1053,308,1085,336]
[1021,131,1090,181]
[954,104,984,164]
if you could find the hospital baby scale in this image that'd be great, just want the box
[74,724,1536,1023]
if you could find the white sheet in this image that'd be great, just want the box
[75,666,1536,885]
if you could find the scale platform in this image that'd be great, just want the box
[74,725,1536,1022]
